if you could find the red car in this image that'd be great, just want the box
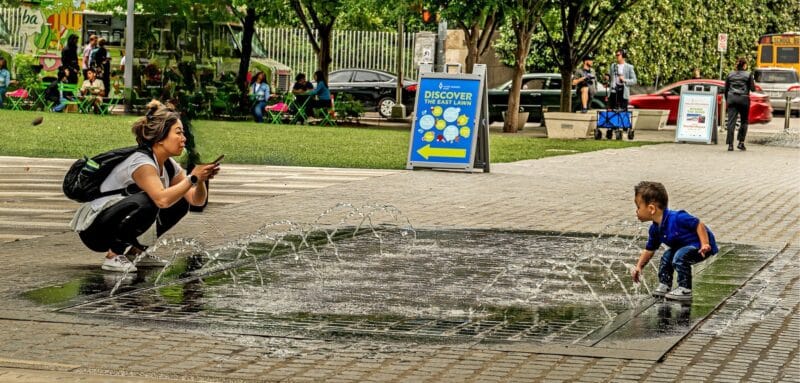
[629,79,772,124]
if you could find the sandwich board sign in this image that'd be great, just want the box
[675,84,718,144]
[406,64,490,172]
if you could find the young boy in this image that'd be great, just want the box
[630,181,718,301]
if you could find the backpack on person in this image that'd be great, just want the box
[62,146,175,202]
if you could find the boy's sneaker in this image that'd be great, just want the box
[126,252,168,267]
[101,255,138,273]
[665,287,693,301]
[652,283,670,297]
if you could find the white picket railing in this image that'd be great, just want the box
[1,8,418,80]
[0,8,25,51]
[255,27,417,80]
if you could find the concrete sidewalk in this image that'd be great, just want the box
[0,126,798,381]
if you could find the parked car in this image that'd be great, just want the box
[628,79,772,125]
[488,73,608,123]
[754,67,800,116]
[327,69,416,118]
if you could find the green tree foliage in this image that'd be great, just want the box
[436,0,503,73]
[540,0,641,113]
[494,0,800,91]
[289,0,345,81]
[501,0,548,133]
[595,0,800,87]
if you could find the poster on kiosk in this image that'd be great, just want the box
[406,65,489,172]
[675,84,718,144]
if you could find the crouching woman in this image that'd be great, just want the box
[70,100,220,272]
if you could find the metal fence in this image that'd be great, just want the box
[0,8,25,50]
[0,8,418,80]
[255,27,417,80]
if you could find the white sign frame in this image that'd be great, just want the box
[675,85,718,144]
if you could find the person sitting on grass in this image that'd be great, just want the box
[69,100,221,272]
[80,67,105,113]
[630,181,718,301]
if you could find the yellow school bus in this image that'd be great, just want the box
[757,32,800,73]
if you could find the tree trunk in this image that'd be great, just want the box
[317,24,333,81]
[559,65,574,113]
[236,7,257,110]
[504,31,533,133]
[463,25,479,74]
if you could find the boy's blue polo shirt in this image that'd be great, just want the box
[645,209,718,254]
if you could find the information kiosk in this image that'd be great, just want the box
[406,64,490,172]
[675,84,719,144]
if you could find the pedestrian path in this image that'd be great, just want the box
[0,156,396,243]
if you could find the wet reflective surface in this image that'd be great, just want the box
[25,228,777,359]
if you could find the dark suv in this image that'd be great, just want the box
[327,69,417,118]
[488,73,608,123]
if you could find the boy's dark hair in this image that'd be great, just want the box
[634,181,668,209]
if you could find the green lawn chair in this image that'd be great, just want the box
[266,93,292,124]
[314,97,336,127]
[58,83,83,113]
[33,82,53,111]
[3,88,29,111]
[290,95,311,124]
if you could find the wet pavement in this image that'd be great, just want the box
[0,120,798,382]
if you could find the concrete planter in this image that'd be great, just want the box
[502,111,529,131]
[635,109,669,130]
[543,112,596,139]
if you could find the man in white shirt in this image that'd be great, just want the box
[81,34,97,79]
[608,48,637,111]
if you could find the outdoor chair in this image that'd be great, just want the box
[265,96,290,124]
[58,83,83,113]
[313,96,336,127]
[33,82,53,111]
[290,95,311,124]
[4,88,29,111]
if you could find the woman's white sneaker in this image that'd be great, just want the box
[101,255,138,272]
[126,253,168,267]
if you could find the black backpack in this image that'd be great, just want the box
[62,146,176,202]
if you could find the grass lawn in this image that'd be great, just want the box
[0,110,658,169]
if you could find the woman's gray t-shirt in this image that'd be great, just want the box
[70,152,184,233]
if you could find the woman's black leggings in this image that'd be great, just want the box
[726,95,750,145]
[79,192,189,254]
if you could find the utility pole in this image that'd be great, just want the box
[391,17,406,119]
[124,0,134,112]
[435,20,447,73]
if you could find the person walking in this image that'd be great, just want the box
[724,57,755,151]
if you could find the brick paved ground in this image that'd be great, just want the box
[0,126,798,382]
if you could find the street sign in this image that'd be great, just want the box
[406,68,489,172]
[717,33,728,52]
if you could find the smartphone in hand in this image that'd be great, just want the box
[210,154,225,165]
